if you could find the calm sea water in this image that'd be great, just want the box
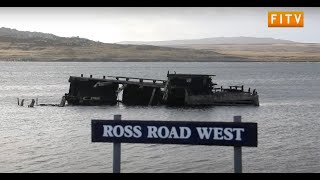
[0,62,319,173]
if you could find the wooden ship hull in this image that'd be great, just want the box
[64,73,259,107]
[65,74,165,106]
[185,92,259,106]
[65,75,119,106]
[162,73,259,106]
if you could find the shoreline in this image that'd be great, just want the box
[0,59,319,62]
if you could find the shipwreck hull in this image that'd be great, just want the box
[185,92,259,106]
[65,76,119,105]
[63,73,260,107]
[122,84,162,106]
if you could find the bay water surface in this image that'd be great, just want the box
[0,62,319,173]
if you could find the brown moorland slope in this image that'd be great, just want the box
[0,27,245,62]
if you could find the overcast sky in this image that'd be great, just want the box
[0,7,319,43]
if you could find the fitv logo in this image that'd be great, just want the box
[268,11,304,27]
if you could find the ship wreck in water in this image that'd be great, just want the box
[64,72,259,107]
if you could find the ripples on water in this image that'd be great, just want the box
[0,62,319,173]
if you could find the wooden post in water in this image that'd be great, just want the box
[20,99,24,106]
[148,88,156,106]
[59,96,66,107]
[28,99,35,108]
[113,115,121,173]
[234,116,242,173]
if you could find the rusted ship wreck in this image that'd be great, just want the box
[64,72,259,106]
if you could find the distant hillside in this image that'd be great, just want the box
[0,27,102,47]
[0,27,319,62]
[173,43,320,62]
[118,36,320,62]
[117,37,297,46]
[0,27,59,39]
[0,27,245,62]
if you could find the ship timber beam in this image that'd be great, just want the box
[69,76,165,88]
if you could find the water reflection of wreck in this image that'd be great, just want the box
[64,72,259,106]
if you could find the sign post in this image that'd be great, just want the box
[233,116,242,173]
[113,114,121,173]
[91,115,257,173]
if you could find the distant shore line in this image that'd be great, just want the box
[0,59,319,62]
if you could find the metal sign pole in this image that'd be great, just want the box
[234,116,242,173]
[113,114,121,173]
